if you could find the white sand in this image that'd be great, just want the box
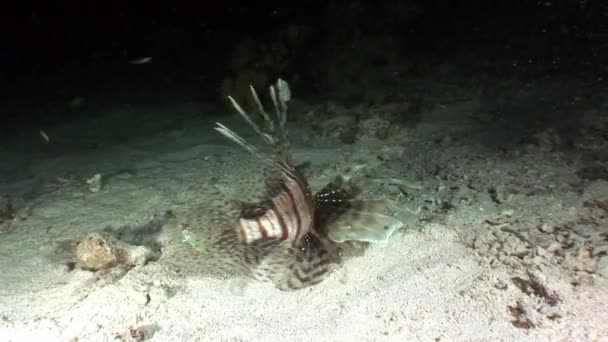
[1,99,607,342]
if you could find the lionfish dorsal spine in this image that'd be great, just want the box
[218,79,295,177]
[215,79,315,246]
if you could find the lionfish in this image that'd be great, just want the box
[173,79,374,290]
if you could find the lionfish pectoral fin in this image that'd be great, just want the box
[277,246,338,291]
[247,236,338,291]
[325,204,404,243]
[314,175,403,243]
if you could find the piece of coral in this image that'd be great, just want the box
[73,232,158,271]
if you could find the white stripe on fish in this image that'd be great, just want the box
[237,171,314,245]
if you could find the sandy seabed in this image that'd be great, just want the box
[1,93,607,341]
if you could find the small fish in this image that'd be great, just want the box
[39,130,50,143]
[128,56,152,65]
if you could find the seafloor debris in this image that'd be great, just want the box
[507,301,536,329]
[62,212,169,274]
[304,102,407,144]
[72,231,158,271]
[0,196,16,223]
[511,272,561,307]
[114,325,148,342]
[86,173,104,193]
[0,195,29,233]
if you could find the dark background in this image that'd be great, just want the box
[1,0,607,133]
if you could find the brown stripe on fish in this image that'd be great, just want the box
[278,171,316,244]
[295,176,314,241]
[285,175,314,244]
[271,188,293,239]
[282,179,302,241]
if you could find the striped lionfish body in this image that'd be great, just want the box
[194,78,340,290]
[237,170,314,245]
[169,79,401,290]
